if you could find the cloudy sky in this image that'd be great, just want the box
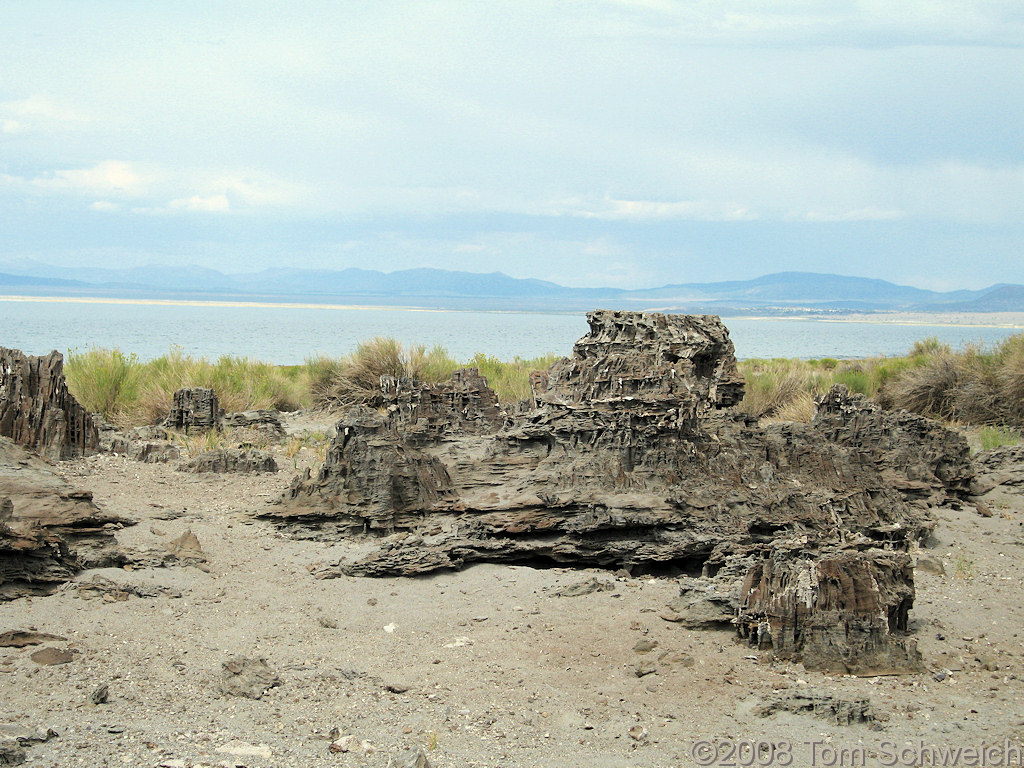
[1,1,1022,290]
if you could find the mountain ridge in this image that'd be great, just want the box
[0,263,1020,313]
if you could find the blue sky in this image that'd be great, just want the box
[1,1,1022,290]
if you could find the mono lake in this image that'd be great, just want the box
[0,296,1020,364]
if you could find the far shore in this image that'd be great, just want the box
[748,311,1024,330]
[3,294,1023,329]
[0,294,442,313]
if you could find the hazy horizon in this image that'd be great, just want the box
[2,3,1022,291]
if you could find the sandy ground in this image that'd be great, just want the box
[3,413,1024,768]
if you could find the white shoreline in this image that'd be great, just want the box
[2,295,1023,331]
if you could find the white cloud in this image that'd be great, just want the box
[0,95,90,134]
[800,207,907,222]
[15,160,308,214]
[167,194,230,213]
[88,200,120,212]
[32,161,156,197]
[579,199,759,222]
[589,0,1024,45]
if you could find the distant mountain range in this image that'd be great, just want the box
[0,262,1021,314]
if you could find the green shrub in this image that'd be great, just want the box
[978,426,1022,451]
[65,348,141,424]
[66,346,306,426]
[467,352,559,403]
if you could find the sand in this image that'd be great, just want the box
[2,412,1024,767]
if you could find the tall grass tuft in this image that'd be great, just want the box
[307,343,555,410]
[737,359,834,420]
[977,426,1022,452]
[738,331,1024,427]
[878,333,1024,426]
[307,338,461,410]
[67,346,306,426]
[467,352,560,403]
[65,348,141,424]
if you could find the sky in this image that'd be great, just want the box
[1,1,1023,291]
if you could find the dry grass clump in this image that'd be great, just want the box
[307,342,558,410]
[307,338,460,410]
[66,346,307,427]
[878,334,1024,426]
[738,332,1024,428]
[467,352,560,403]
[737,360,833,420]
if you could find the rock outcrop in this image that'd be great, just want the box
[222,410,287,442]
[971,444,1024,496]
[737,550,923,675]
[0,437,129,600]
[166,387,221,433]
[179,448,278,474]
[0,347,97,459]
[264,310,967,673]
[813,385,973,504]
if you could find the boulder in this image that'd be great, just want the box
[0,347,97,459]
[756,690,874,725]
[0,436,129,600]
[128,441,181,463]
[219,657,281,699]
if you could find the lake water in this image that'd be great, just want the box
[0,297,1020,364]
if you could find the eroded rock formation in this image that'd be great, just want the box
[0,347,97,459]
[814,385,973,504]
[737,551,923,675]
[971,444,1024,496]
[179,448,278,474]
[222,410,287,442]
[166,387,221,433]
[264,310,969,673]
[0,437,128,600]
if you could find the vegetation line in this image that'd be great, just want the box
[65,334,1024,448]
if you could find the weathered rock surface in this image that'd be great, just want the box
[387,746,433,768]
[737,550,923,675]
[378,368,504,443]
[219,657,281,699]
[659,577,736,628]
[971,445,1024,496]
[179,448,278,474]
[128,441,181,463]
[165,387,221,433]
[95,422,180,463]
[756,690,874,725]
[813,384,973,504]
[223,410,287,441]
[94,416,128,454]
[0,347,97,459]
[264,310,966,673]
[0,437,128,600]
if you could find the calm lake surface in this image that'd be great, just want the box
[1,297,1020,364]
